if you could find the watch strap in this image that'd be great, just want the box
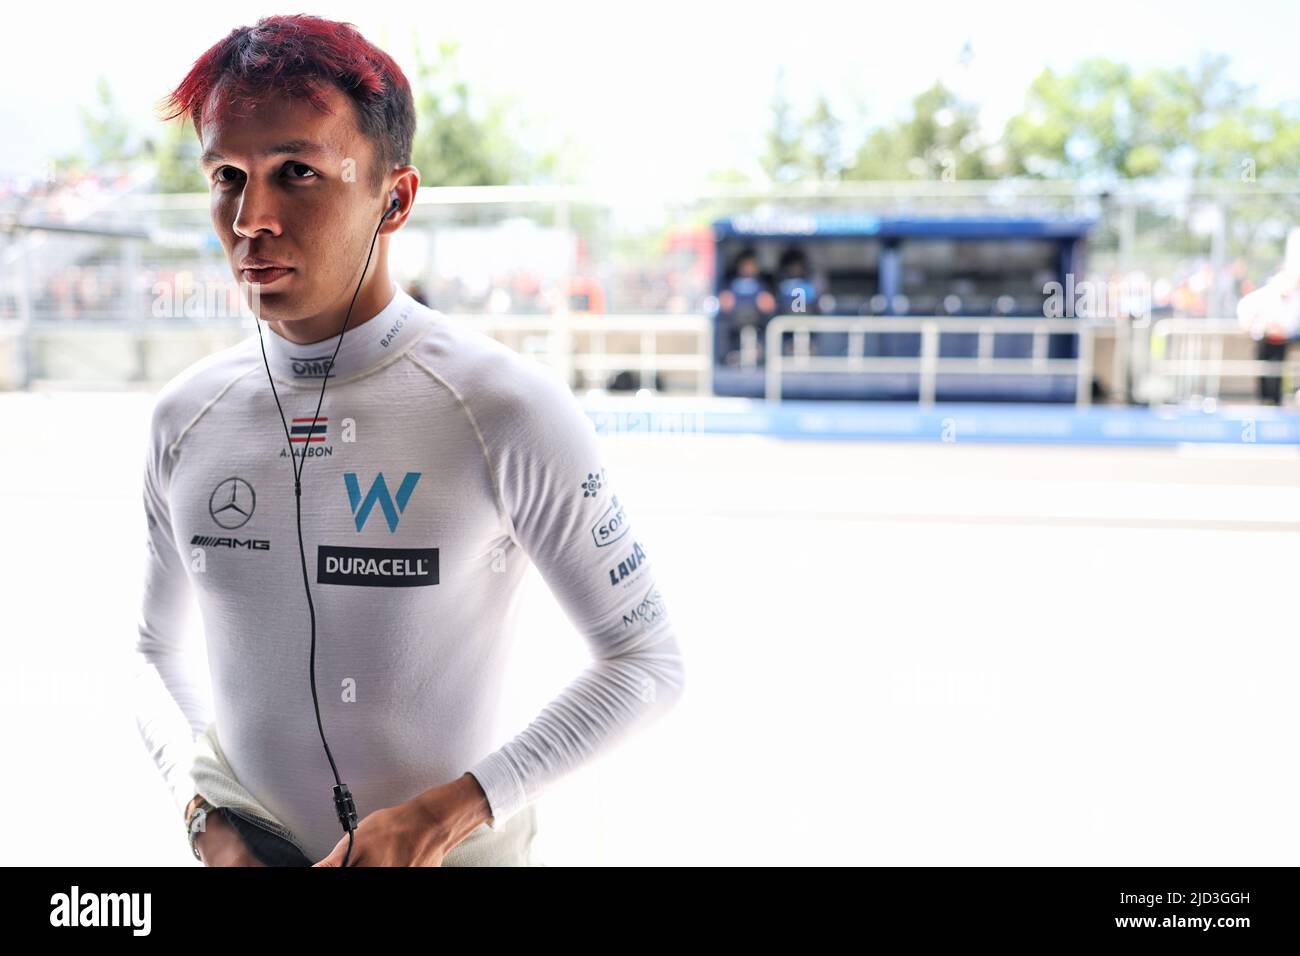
[186,797,221,861]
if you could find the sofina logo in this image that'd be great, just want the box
[591,494,629,548]
[344,472,421,532]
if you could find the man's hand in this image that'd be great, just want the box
[193,810,267,867]
[312,773,492,867]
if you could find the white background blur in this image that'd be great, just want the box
[4,390,1298,865]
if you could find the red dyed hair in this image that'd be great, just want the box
[159,14,415,190]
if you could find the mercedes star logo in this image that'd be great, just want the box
[209,477,257,529]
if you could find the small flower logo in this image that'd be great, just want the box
[581,470,603,497]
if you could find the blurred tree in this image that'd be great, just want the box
[1001,55,1300,179]
[761,69,806,185]
[804,94,844,182]
[844,82,990,181]
[146,114,206,193]
[81,75,134,167]
[50,75,134,176]
[410,37,561,186]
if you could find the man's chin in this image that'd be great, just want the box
[239,284,300,323]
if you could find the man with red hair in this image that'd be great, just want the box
[135,14,685,867]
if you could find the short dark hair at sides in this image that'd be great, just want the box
[159,14,416,191]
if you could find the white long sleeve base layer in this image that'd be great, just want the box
[132,282,685,861]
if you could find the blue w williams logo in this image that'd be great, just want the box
[344,472,421,532]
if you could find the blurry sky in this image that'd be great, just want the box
[2,0,1298,188]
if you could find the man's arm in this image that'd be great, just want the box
[132,402,214,821]
[463,359,687,831]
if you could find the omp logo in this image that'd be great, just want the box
[49,885,150,936]
[591,494,629,548]
[290,354,333,378]
[344,471,421,532]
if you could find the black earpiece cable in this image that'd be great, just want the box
[253,192,400,868]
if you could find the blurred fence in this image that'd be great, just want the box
[762,315,1094,404]
[2,178,1299,403]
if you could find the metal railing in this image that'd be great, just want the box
[0,311,715,393]
[1146,318,1300,405]
[762,314,1094,405]
[10,308,1300,411]
[440,312,713,394]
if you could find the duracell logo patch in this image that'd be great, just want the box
[317,545,439,587]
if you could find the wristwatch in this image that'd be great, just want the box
[185,795,222,862]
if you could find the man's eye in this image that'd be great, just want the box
[284,162,317,179]
[212,166,242,185]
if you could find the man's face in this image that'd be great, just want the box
[199,82,389,323]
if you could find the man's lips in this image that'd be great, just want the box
[240,265,294,285]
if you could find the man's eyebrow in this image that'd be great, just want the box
[200,139,333,167]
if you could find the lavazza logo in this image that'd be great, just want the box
[50,885,151,935]
[607,540,648,588]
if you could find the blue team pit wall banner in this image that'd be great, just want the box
[584,402,1300,447]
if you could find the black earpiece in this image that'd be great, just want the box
[384,190,401,220]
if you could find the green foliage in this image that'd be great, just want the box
[761,70,805,184]
[147,115,206,193]
[409,38,563,187]
[80,75,134,166]
[73,44,567,192]
[753,54,1300,183]
[1000,54,1300,180]
[844,82,989,181]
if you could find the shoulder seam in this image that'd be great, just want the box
[403,351,522,549]
[166,363,264,464]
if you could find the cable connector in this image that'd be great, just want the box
[333,783,358,832]
[294,479,302,498]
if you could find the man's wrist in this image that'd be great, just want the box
[412,773,494,849]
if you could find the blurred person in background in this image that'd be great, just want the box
[776,247,819,316]
[718,247,775,365]
[1236,228,1300,405]
[405,279,428,306]
[777,246,833,357]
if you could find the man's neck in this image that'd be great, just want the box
[267,263,396,346]
[259,279,433,385]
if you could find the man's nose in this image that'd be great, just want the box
[232,184,282,239]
